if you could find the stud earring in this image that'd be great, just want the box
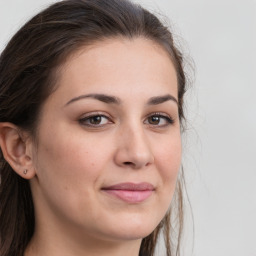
[23,169,28,175]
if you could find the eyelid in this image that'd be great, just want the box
[78,112,113,127]
[77,111,175,129]
[144,112,174,126]
[145,112,172,119]
[79,111,110,119]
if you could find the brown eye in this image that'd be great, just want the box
[145,114,174,127]
[148,116,160,125]
[79,115,110,127]
[89,116,102,125]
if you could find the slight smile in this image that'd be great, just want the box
[101,182,155,203]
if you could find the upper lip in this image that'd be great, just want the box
[102,182,155,191]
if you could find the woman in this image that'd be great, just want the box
[0,0,188,255]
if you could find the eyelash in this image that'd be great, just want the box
[79,113,112,128]
[78,112,174,128]
[144,112,174,127]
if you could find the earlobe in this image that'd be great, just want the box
[0,122,36,179]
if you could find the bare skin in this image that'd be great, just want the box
[1,37,181,256]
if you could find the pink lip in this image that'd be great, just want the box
[102,182,155,203]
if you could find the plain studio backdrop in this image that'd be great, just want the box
[0,0,255,255]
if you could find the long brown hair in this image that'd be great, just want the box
[0,0,188,255]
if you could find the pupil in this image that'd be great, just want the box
[90,116,101,124]
[150,116,160,124]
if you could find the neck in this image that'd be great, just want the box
[25,222,142,256]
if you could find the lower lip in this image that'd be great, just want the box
[103,190,153,203]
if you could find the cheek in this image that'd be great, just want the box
[31,131,106,220]
[33,126,111,192]
[155,135,182,190]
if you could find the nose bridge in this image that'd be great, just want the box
[114,119,154,169]
[126,124,147,152]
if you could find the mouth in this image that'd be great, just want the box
[101,182,155,203]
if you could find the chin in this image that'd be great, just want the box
[102,215,161,241]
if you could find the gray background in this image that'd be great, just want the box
[1,0,255,255]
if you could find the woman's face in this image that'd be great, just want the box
[30,38,181,243]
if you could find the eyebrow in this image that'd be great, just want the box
[64,93,178,106]
[65,93,121,106]
[147,94,178,105]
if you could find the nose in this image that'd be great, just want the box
[114,125,154,169]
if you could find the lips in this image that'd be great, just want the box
[102,182,155,203]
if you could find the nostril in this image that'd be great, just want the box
[123,161,133,166]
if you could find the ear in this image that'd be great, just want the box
[0,122,36,179]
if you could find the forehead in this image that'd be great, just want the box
[53,37,178,103]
